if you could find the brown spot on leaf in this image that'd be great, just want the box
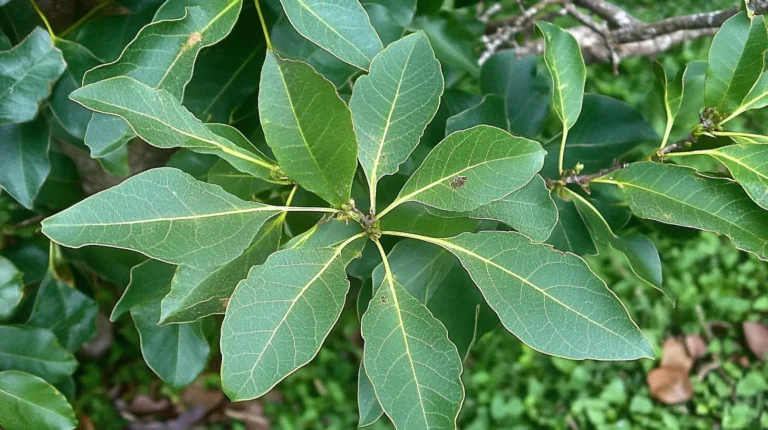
[450,175,468,190]
[187,32,202,47]
[380,295,387,303]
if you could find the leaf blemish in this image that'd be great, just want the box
[450,176,468,190]
[187,32,202,47]
[380,296,387,303]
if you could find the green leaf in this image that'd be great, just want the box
[278,0,382,70]
[380,202,478,238]
[674,144,768,210]
[82,0,243,157]
[42,168,285,267]
[111,259,175,322]
[271,15,358,88]
[0,115,51,209]
[365,3,405,47]
[165,149,218,180]
[479,53,552,138]
[71,77,279,180]
[383,125,545,214]
[704,12,767,115]
[70,12,154,63]
[412,12,480,76]
[542,95,658,176]
[367,0,416,27]
[464,175,558,243]
[735,71,768,116]
[357,362,383,427]
[0,370,77,430]
[445,95,507,135]
[594,162,768,261]
[0,256,23,322]
[384,231,654,360]
[669,61,706,143]
[546,193,597,255]
[537,21,586,132]
[26,274,98,351]
[361,275,464,429]
[652,62,684,148]
[183,4,265,123]
[350,31,443,209]
[0,325,77,383]
[207,160,274,201]
[564,188,666,296]
[283,219,365,249]
[160,216,284,324]
[259,52,358,206]
[0,28,65,124]
[48,40,101,141]
[132,300,210,387]
[221,236,363,400]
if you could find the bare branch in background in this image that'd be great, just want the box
[481,0,768,65]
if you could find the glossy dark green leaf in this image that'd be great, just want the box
[278,0,383,70]
[71,77,279,180]
[221,236,364,400]
[0,28,10,49]
[160,216,284,324]
[542,95,659,176]
[538,22,585,133]
[132,301,210,388]
[479,53,552,138]
[26,274,98,351]
[361,274,464,429]
[184,4,265,123]
[594,162,768,260]
[259,52,358,206]
[70,12,154,63]
[380,202,478,238]
[0,325,77,383]
[82,0,242,157]
[42,168,285,267]
[0,115,51,209]
[48,40,101,141]
[652,62,684,148]
[705,12,767,115]
[271,15,358,88]
[412,12,480,76]
[0,370,77,430]
[732,71,768,119]
[33,148,83,211]
[669,61,706,143]
[0,256,23,321]
[445,95,507,135]
[111,259,175,321]
[283,219,365,249]
[565,188,666,296]
[350,32,442,210]
[546,193,597,255]
[466,175,558,242]
[383,126,545,214]
[365,3,405,47]
[207,160,274,200]
[115,0,164,12]
[385,231,654,360]
[0,28,65,124]
[367,0,416,27]
[165,149,218,180]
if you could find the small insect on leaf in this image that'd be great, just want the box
[450,176,468,190]
[380,296,387,303]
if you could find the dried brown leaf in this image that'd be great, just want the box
[684,334,708,360]
[744,322,768,361]
[648,367,693,404]
[660,337,693,372]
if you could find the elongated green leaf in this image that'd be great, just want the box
[0,256,23,322]
[207,160,274,201]
[682,145,768,210]
[465,175,558,242]
[670,61,707,143]
[386,125,545,214]
[26,274,98,351]
[412,12,480,76]
[0,28,65,124]
[0,370,77,430]
[283,219,365,249]
[546,193,597,255]
[259,52,358,206]
[357,361,383,427]
[736,71,768,115]
[132,300,210,388]
[542,94,658,176]
[479,53,552,138]
[362,275,464,429]
[0,326,77,383]
[721,132,768,144]
[652,62,684,147]
[350,32,443,204]
[705,12,767,115]
[221,238,363,400]
[594,162,768,260]
[385,231,654,360]
[49,40,101,141]
[367,0,416,27]
[445,95,507,135]
[82,0,242,157]
[42,168,284,267]
[537,22,586,132]
[279,0,382,70]
[111,259,175,321]
[160,217,284,324]
[71,77,278,180]
[0,116,51,209]
[382,203,478,239]
[564,188,665,296]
